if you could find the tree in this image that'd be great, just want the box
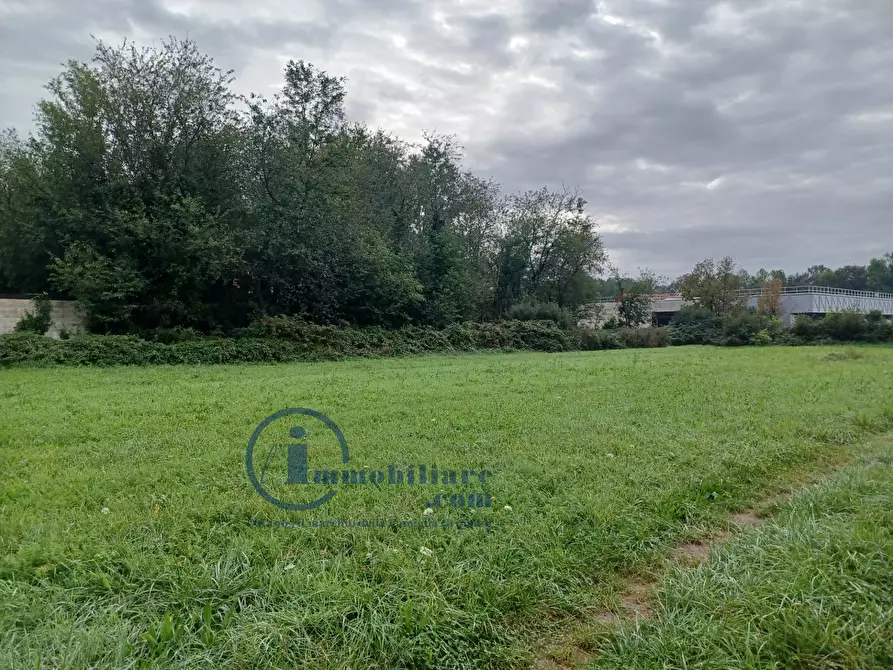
[679,256,744,314]
[24,37,246,332]
[613,267,659,327]
[867,253,893,293]
[787,264,830,286]
[0,35,609,335]
[492,186,605,317]
[757,276,783,315]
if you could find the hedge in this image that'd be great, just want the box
[3,306,888,367]
[667,307,893,346]
[0,318,678,367]
[0,320,585,367]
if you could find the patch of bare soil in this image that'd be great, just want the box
[617,579,657,619]
[730,512,764,528]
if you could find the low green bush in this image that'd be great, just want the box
[666,306,722,345]
[669,306,892,346]
[576,327,668,351]
[792,310,892,344]
[13,293,53,335]
[4,307,887,367]
[505,302,577,329]
[0,320,578,367]
[616,326,669,349]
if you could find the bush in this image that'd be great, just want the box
[578,328,624,350]
[714,310,780,347]
[791,314,821,340]
[13,293,53,335]
[616,327,669,349]
[667,307,721,345]
[750,329,772,346]
[791,311,893,344]
[576,326,668,351]
[0,320,576,367]
[822,310,869,341]
[601,315,621,330]
[505,302,577,329]
[148,327,203,344]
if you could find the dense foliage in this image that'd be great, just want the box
[3,302,890,366]
[665,254,893,294]
[12,293,53,335]
[0,320,581,366]
[668,306,893,346]
[0,38,605,335]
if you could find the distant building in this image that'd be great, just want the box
[580,286,893,328]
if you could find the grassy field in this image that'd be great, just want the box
[592,435,893,669]
[1,345,892,669]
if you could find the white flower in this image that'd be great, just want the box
[606,452,615,458]
[284,563,295,571]
[101,507,110,515]
[503,505,513,512]
[419,547,433,558]
[423,507,435,516]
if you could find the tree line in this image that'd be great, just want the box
[0,38,606,334]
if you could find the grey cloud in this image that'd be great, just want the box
[523,0,597,32]
[1,0,891,277]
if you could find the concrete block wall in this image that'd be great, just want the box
[0,298,84,337]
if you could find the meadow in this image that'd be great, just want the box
[1,345,893,668]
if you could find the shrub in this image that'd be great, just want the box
[13,293,53,335]
[616,327,669,349]
[505,302,577,329]
[575,326,668,351]
[715,310,778,346]
[822,310,868,341]
[601,315,621,330]
[667,307,721,345]
[750,329,772,346]
[791,311,893,344]
[148,327,203,344]
[578,328,624,350]
[791,314,821,340]
[0,320,575,367]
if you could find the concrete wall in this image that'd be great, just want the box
[0,298,83,337]
[579,297,691,328]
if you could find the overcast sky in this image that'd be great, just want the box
[1,0,891,278]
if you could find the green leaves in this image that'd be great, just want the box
[138,605,233,660]
[0,37,611,336]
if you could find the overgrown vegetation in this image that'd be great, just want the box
[0,319,584,366]
[3,302,891,367]
[504,302,577,329]
[12,293,52,335]
[0,38,605,336]
[668,306,893,347]
[2,347,892,668]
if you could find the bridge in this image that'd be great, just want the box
[580,286,893,327]
[742,285,893,324]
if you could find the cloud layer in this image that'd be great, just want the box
[2,0,891,277]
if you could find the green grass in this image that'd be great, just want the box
[1,345,892,669]
[590,435,893,669]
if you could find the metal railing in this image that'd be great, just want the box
[591,294,684,303]
[738,285,893,300]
